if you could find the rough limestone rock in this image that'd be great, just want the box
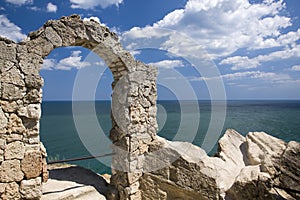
[21,151,43,179]
[140,129,300,200]
[20,177,42,199]
[0,159,24,182]
[1,182,20,200]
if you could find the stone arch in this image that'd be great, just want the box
[0,15,158,199]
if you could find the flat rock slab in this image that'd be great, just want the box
[42,164,109,200]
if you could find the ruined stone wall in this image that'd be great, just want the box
[0,15,158,199]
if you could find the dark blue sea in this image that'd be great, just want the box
[40,100,300,174]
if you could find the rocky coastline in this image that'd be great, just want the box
[42,129,299,200]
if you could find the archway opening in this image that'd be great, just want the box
[40,46,114,174]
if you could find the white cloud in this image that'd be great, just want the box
[42,51,91,70]
[0,15,26,41]
[28,6,41,11]
[70,0,123,9]
[83,16,106,26]
[192,70,291,83]
[291,65,300,71]
[219,56,260,70]
[42,59,56,70]
[122,0,296,59]
[5,0,32,6]
[47,2,57,13]
[220,44,300,70]
[148,60,184,69]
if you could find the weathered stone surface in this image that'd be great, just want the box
[0,160,24,182]
[0,42,17,62]
[0,150,4,163]
[44,26,62,47]
[21,151,43,179]
[140,130,300,200]
[4,141,25,159]
[1,83,26,101]
[6,133,23,143]
[20,177,42,199]
[0,108,7,130]
[0,182,5,194]
[18,104,41,119]
[0,139,6,149]
[226,165,276,200]
[1,182,20,200]
[245,131,287,165]
[0,100,18,113]
[0,65,25,87]
[7,113,25,134]
[18,52,42,76]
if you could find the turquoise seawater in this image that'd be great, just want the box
[40,100,300,174]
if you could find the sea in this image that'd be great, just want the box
[40,100,300,174]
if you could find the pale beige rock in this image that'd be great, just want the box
[0,150,4,162]
[18,104,41,119]
[0,182,6,194]
[20,177,42,199]
[246,131,287,166]
[21,151,42,179]
[4,141,25,159]
[1,83,26,101]
[0,100,18,113]
[1,182,20,200]
[0,139,5,149]
[226,165,276,200]
[0,65,25,87]
[0,108,7,130]
[7,113,25,134]
[0,160,24,182]
[6,134,23,143]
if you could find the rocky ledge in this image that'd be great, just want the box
[140,129,300,200]
[41,130,299,200]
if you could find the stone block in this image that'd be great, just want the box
[0,66,25,87]
[1,182,20,200]
[44,27,62,47]
[4,141,25,159]
[20,177,42,199]
[1,83,26,101]
[0,160,24,182]
[18,104,41,119]
[7,113,25,134]
[0,139,6,149]
[0,108,7,130]
[21,151,42,179]
[6,134,23,143]
[0,100,18,113]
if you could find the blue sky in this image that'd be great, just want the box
[0,0,300,100]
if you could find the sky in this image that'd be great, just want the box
[0,0,300,100]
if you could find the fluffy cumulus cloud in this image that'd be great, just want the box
[123,0,297,59]
[42,51,91,70]
[46,2,57,13]
[5,0,32,6]
[70,0,123,9]
[83,16,106,26]
[0,15,26,41]
[148,60,184,69]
